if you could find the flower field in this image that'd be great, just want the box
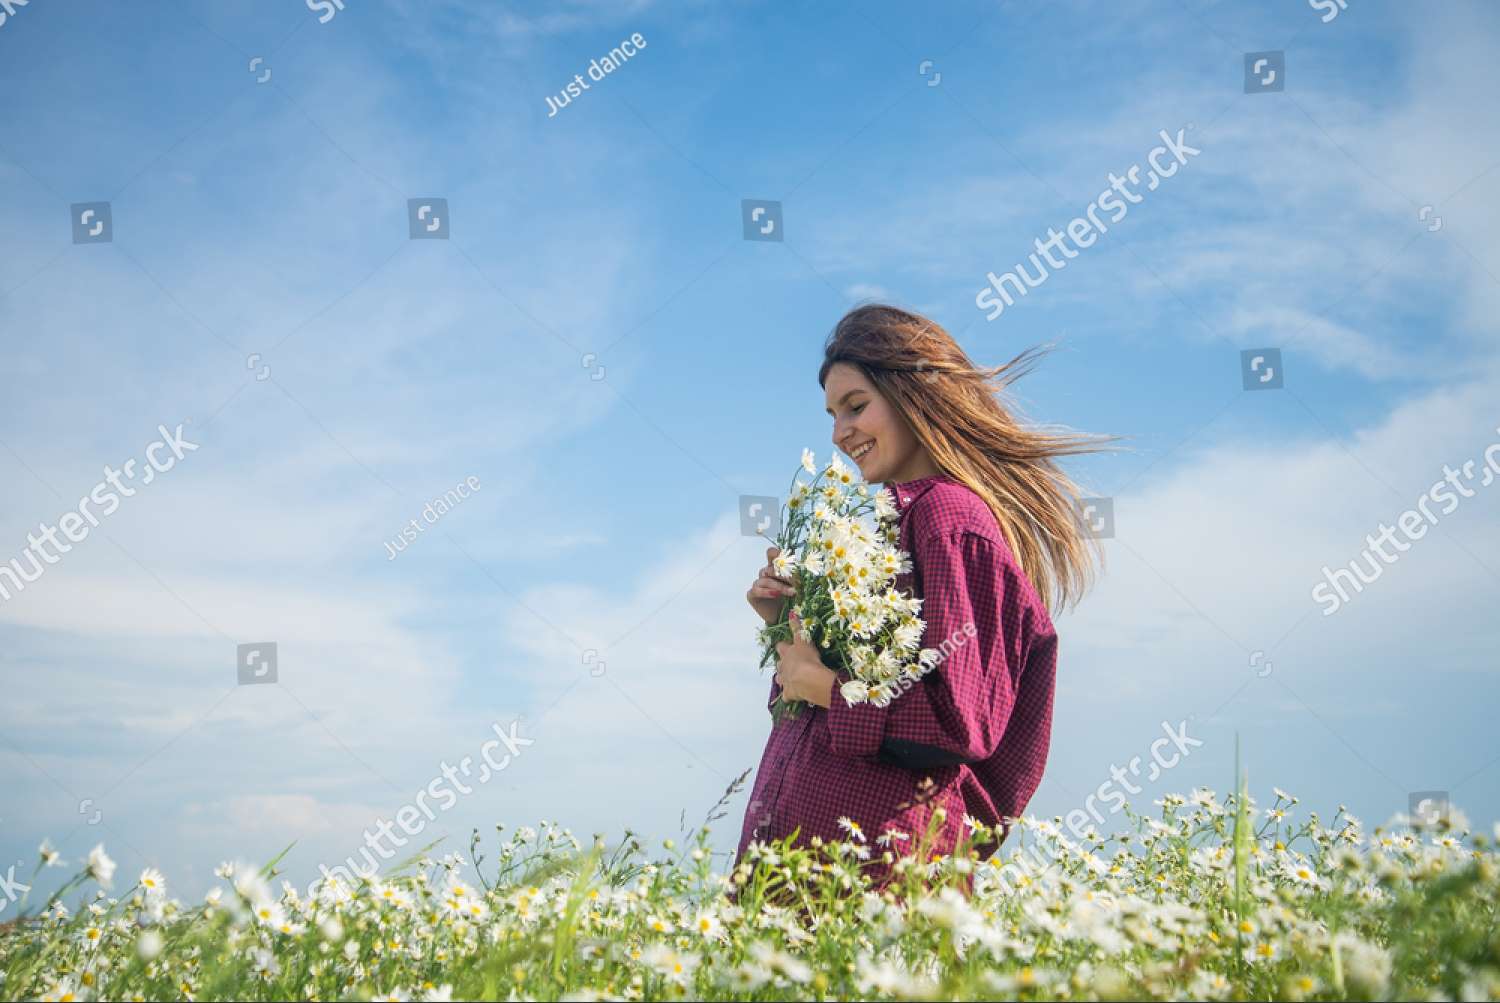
[2,782,1497,1001]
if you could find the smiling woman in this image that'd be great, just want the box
[736,303,1123,891]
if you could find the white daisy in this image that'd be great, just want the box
[86,843,116,886]
[839,679,870,705]
[139,866,166,897]
[641,942,698,985]
[837,817,867,843]
[693,910,722,940]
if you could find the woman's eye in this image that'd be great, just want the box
[853,403,866,414]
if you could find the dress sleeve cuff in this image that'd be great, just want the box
[823,672,889,760]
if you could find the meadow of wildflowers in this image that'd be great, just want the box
[3,778,1497,1001]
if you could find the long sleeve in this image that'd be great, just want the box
[826,526,1020,766]
[737,475,1058,885]
[823,665,890,758]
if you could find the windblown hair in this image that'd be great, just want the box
[818,304,1122,615]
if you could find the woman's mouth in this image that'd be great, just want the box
[850,442,874,463]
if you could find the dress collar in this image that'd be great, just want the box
[884,473,952,516]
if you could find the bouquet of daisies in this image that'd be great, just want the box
[755,448,944,722]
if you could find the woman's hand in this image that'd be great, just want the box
[747,546,796,626]
[774,611,836,709]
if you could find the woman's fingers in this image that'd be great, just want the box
[761,564,793,584]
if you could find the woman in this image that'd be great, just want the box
[735,304,1116,891]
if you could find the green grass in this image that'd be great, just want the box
[3,780,1497,1001]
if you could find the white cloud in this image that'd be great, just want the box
[844,282,894,303]
[184,793,385,841]
[1226,305,1413,381]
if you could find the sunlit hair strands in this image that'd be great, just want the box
[817,303,1123,616]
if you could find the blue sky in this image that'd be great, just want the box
[2,0,1498,900]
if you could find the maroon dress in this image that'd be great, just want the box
[734,474,1059,889]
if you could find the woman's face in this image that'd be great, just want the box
[824,361,937,485]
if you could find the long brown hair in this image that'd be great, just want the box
[818,303,1122,615]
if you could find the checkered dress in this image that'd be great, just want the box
[734,474,1059,884]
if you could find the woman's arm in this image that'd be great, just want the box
[824,525,1023,763]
